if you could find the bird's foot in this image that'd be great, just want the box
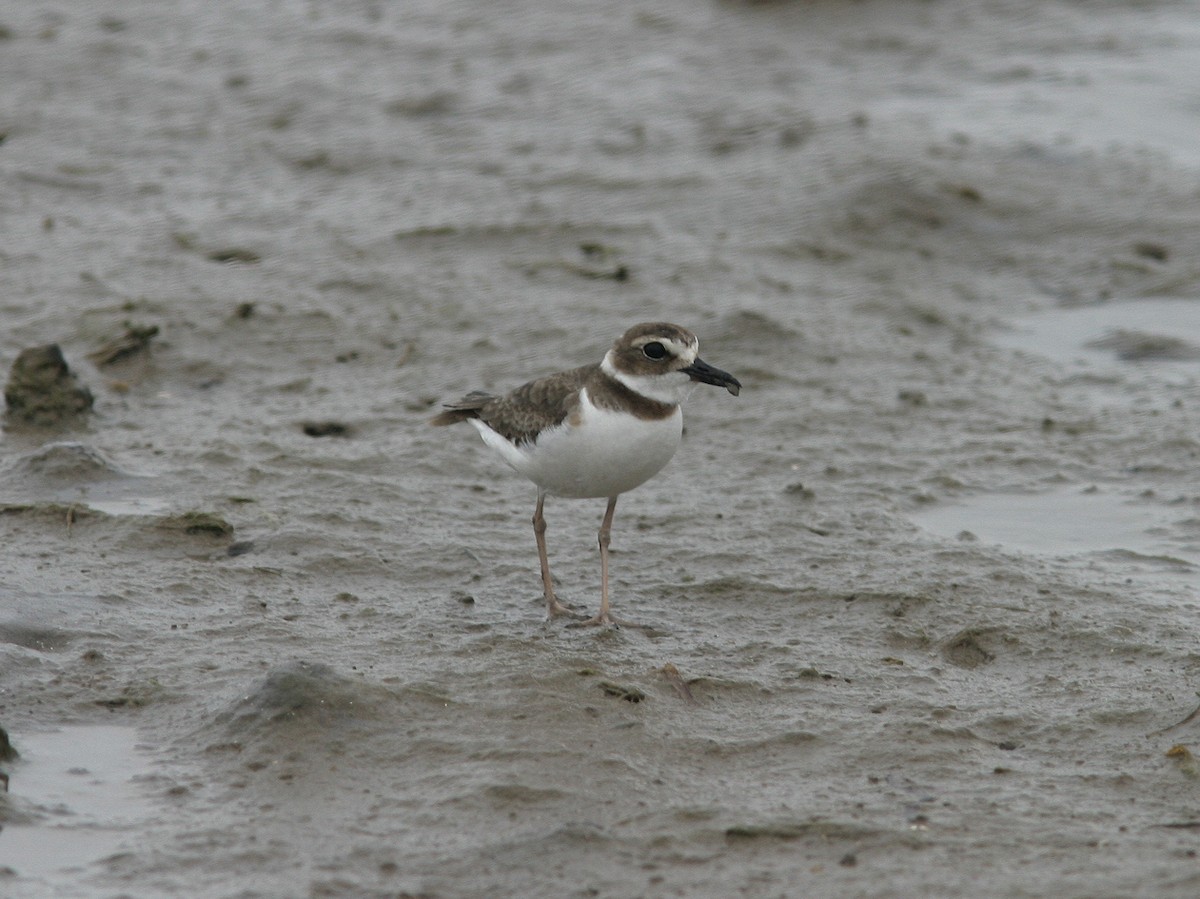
[568,611,638,629]
[545,596,587,621]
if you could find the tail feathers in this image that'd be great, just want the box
[429,390,495,426]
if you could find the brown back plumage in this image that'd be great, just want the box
[429,357,678,446]
[429,365,594,446]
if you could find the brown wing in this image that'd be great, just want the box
[428,390,496,426]
[430,364,595,446]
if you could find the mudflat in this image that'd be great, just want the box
[1,1,1199,896]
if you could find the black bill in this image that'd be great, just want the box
[683,357,741,396]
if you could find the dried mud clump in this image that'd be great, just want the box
[3,344,94,428]
[87,322,159,367]
[0,726,17,763]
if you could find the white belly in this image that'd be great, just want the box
[472,391,683,499]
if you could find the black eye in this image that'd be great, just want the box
[642,342,667,360]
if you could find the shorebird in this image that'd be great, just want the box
[431,322,740,626]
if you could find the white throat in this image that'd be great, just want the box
[601,351,696,406]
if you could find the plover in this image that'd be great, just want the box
[431,322,741,626]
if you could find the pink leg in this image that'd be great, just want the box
[533,491,579,619]
[576,496,623,627]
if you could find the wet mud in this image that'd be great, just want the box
[1,0,1199,896]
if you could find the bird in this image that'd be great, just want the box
[430,322,741,627]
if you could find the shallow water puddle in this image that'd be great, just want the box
[881,15,1200,169]
[913,485,1199,568]
[0,726,158,887]
[994,297,1200,384]
[0,441,171,518]
[962,298,1200,570]
[84,496,173,516]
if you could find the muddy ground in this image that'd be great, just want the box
[1,0,1199,896]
